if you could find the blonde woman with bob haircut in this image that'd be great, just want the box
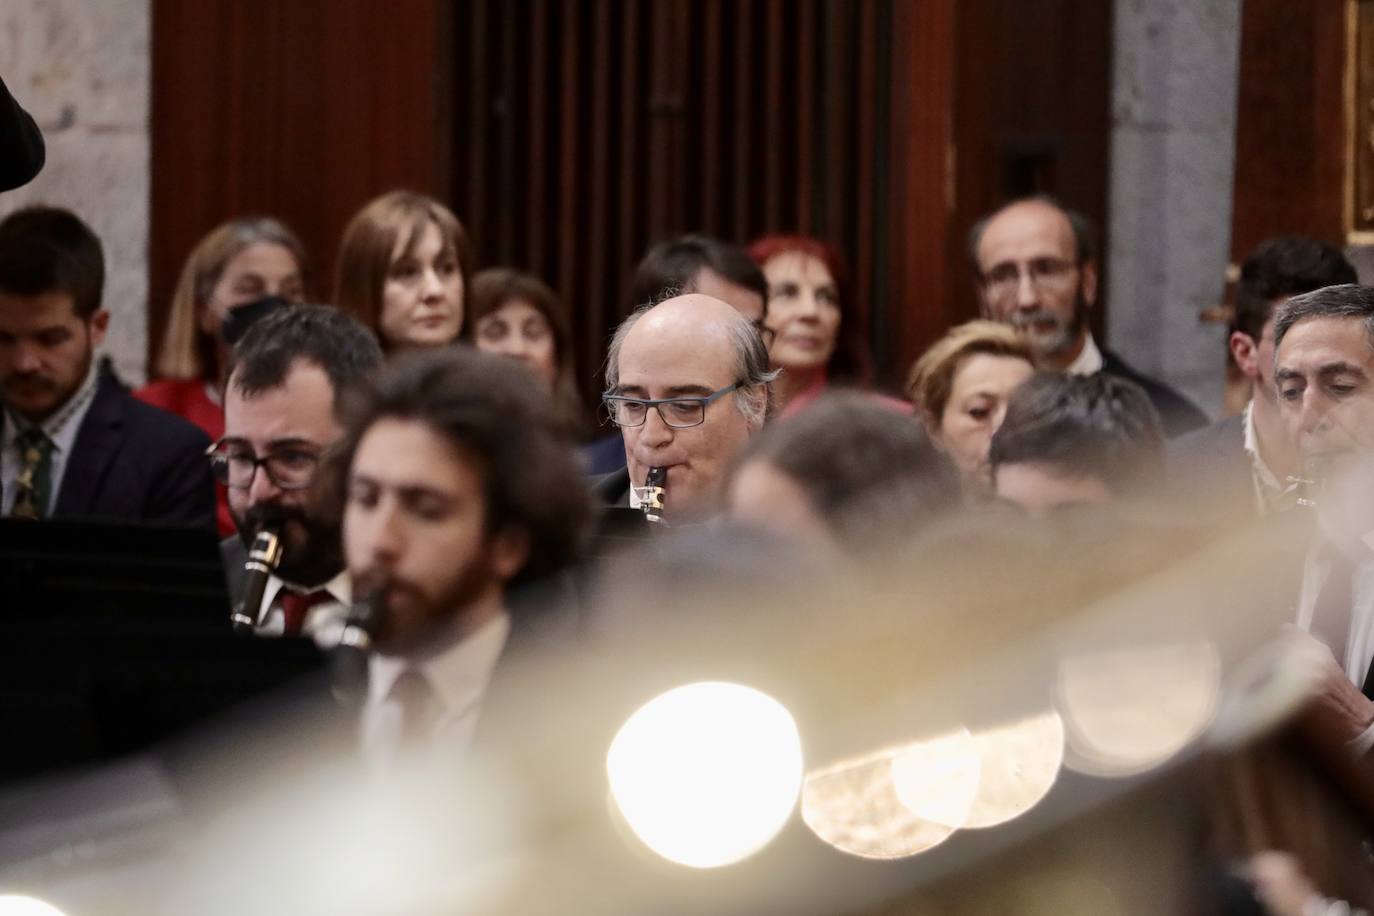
[333,190,473,353]
[907,320,1035,496]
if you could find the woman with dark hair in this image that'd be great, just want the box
[334,190,473,354]
[747,234,903,418]
[465,267,584,433]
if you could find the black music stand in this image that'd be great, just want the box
[0,519,324,783]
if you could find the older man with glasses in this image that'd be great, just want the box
[595,293,776,519]
[970,195,1208,438]
[208,305,382,640]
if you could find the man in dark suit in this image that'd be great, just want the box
[0,74,44,191]
[0,206,214,528]
[213,305,383,641]
[1166,237,1357,525]
[332,347,591,770]
[970,196,1209,438]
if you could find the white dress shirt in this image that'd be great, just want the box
[255,570,352,648]
[360,612,511,773]
[1,363,100,515]
[1063,332,1105,377]
[1242,402,1299,516]
[1294,532,1374,690]
[1295,531,1374,755]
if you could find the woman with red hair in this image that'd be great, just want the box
[747,234,905,418]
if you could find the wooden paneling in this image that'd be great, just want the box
[1230,0,1349,258]
[150,1,1113,398]
[148,0,451,371]
[451,0,940,399]
[951,0,1114,339]
[1356,2,1374,234]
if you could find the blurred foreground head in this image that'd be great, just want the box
[727,391,960,557]
[333,347,591,650]
[989,372,1164,516]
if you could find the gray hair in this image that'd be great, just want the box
[1273,284,1374,351]
[604,301,779,429]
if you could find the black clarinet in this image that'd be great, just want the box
[640,466,667,523]
[230,527,282,633]
[331,586,383,709]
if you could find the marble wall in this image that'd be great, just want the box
[1106,0,1243,419]
[0,0,151,383]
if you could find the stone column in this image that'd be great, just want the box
[1106,0,1242,419]
[0,0,152,384]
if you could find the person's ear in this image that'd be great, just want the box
[488,525,531,583]
[1230,330,1260,380]
[88,309,110,348]
[918,405,945,448]
[1079,259,1099,308]
[746,384,770,431]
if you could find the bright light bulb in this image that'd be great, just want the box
[888,727,982,828]
[606,681,803,868]
[963,710,1064,828]
[1056,641,1219,778]
[0,896,68,916]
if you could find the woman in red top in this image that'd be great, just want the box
[746,234,907,419]
[138,217,307,535]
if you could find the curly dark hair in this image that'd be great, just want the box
[325,347,592,585]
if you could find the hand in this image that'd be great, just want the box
[1244,850,1319,916]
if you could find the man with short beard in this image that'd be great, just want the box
[335,348,589,768]
[0,206,214,526]
[212,306,383,641]
[970,196,1208,438]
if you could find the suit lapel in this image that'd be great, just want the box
[53,373,125,517]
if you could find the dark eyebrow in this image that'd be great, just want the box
[1316,362,1368,378]
[265,437,321,451]
[1274,368,1304,384]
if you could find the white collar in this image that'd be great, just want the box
[1063,333,1104,377]
[262,568,352,614]
[1241,401,1286,494]
[367,611,511,719]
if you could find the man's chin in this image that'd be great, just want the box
[2,390,60,422]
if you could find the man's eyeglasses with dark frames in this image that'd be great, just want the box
[602,382,742,429]
[205,439,322,491]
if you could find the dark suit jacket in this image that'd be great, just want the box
[1163,414,1254,527]
[3,367,217,530]
[1100,348,1210,439]
[0,75,44,191]
[591,466,632,508]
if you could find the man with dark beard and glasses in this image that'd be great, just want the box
[333,347,590,769]
[970,196,1208,438]
[213,305,383,642]
[0,206,214,525]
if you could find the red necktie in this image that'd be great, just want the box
[277,589,331,636]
